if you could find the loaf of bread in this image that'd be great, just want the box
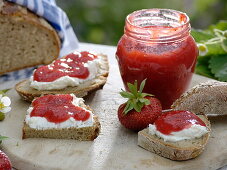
[23,95,101,140]
[172,80,227,115]
[0,0,60,75]
[15,53,109,102]
[138,115,211,161]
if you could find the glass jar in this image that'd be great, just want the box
[116,9,198,109]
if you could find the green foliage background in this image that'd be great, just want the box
[56,0,227,45]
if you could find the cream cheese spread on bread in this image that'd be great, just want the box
[25,94,94,130]
[148,124,208,142]
[30,53,102,90]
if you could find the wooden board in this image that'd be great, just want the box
[0,64,227,170]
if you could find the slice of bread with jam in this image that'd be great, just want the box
[15,53,109,102]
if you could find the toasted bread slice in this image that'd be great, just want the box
[15,54,109,102]
[138,115,210,161]
[23,96,101,141]
[171,80,227,115]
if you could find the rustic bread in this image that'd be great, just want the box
[23,116,100,141]
[171,80,227,115]
[23,99,101,141]
[15,54,109,102]
[0,0,60,75]
[138,115,210,161]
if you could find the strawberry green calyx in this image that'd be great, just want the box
[120,79,153,114]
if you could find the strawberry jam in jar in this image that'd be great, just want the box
[116,9,198,109]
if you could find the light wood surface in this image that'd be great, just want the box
[0,43,226,170]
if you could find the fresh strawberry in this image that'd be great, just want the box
[0,150,12,170]
[118,79,162,131]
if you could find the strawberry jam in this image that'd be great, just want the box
[154,110,206,135]
[30,94,90,123]
[33,51,98,82]
[116,9,198,109]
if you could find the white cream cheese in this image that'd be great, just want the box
[25,94,94,130]
[30,53,102,90]
[149,123,209,142]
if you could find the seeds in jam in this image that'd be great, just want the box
[31,94,91,123]
[33,51,98,82]
[154,110,206,135]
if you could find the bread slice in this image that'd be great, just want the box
[0,0,60,75]
[171,80,227,115]
[23,97,101,141]
[23,116,100,141]
[138,115,211,161]
[15,54,109,102]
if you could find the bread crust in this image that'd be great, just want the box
[15,54,109,102]
[138,115,211,161]
[171,81,227,115]
[0,0,60,75]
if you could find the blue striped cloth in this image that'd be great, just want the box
[0,0,79,83]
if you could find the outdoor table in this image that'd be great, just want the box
[0,43,226,170]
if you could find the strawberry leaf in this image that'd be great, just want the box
[139,79,146,93]
[127,82,137,96]
[133,99,141,112]
[141,93,153,98]
[144,99,151,105]
[206,41,226,56]
[139,98,151,105]
[125,104,134,114]
[209,55,227,81]
[123,101,131,114]
[221,38,227,52]
[139,98,146,103]
[195,64,215,79]
[120,91,134,98]
[207,20,227,33]
[120,79,154,114]
[195,55,215,79]
[192,21,227,81]
[191,29,215,42]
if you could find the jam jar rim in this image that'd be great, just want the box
[125,8,191,43]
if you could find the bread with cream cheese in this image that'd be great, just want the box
[23,116,100,140]
[15,53,109,102]
[0,0,60,75]
[171,80,227,115]
[23,99,101,140]
[138,114,210,161]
